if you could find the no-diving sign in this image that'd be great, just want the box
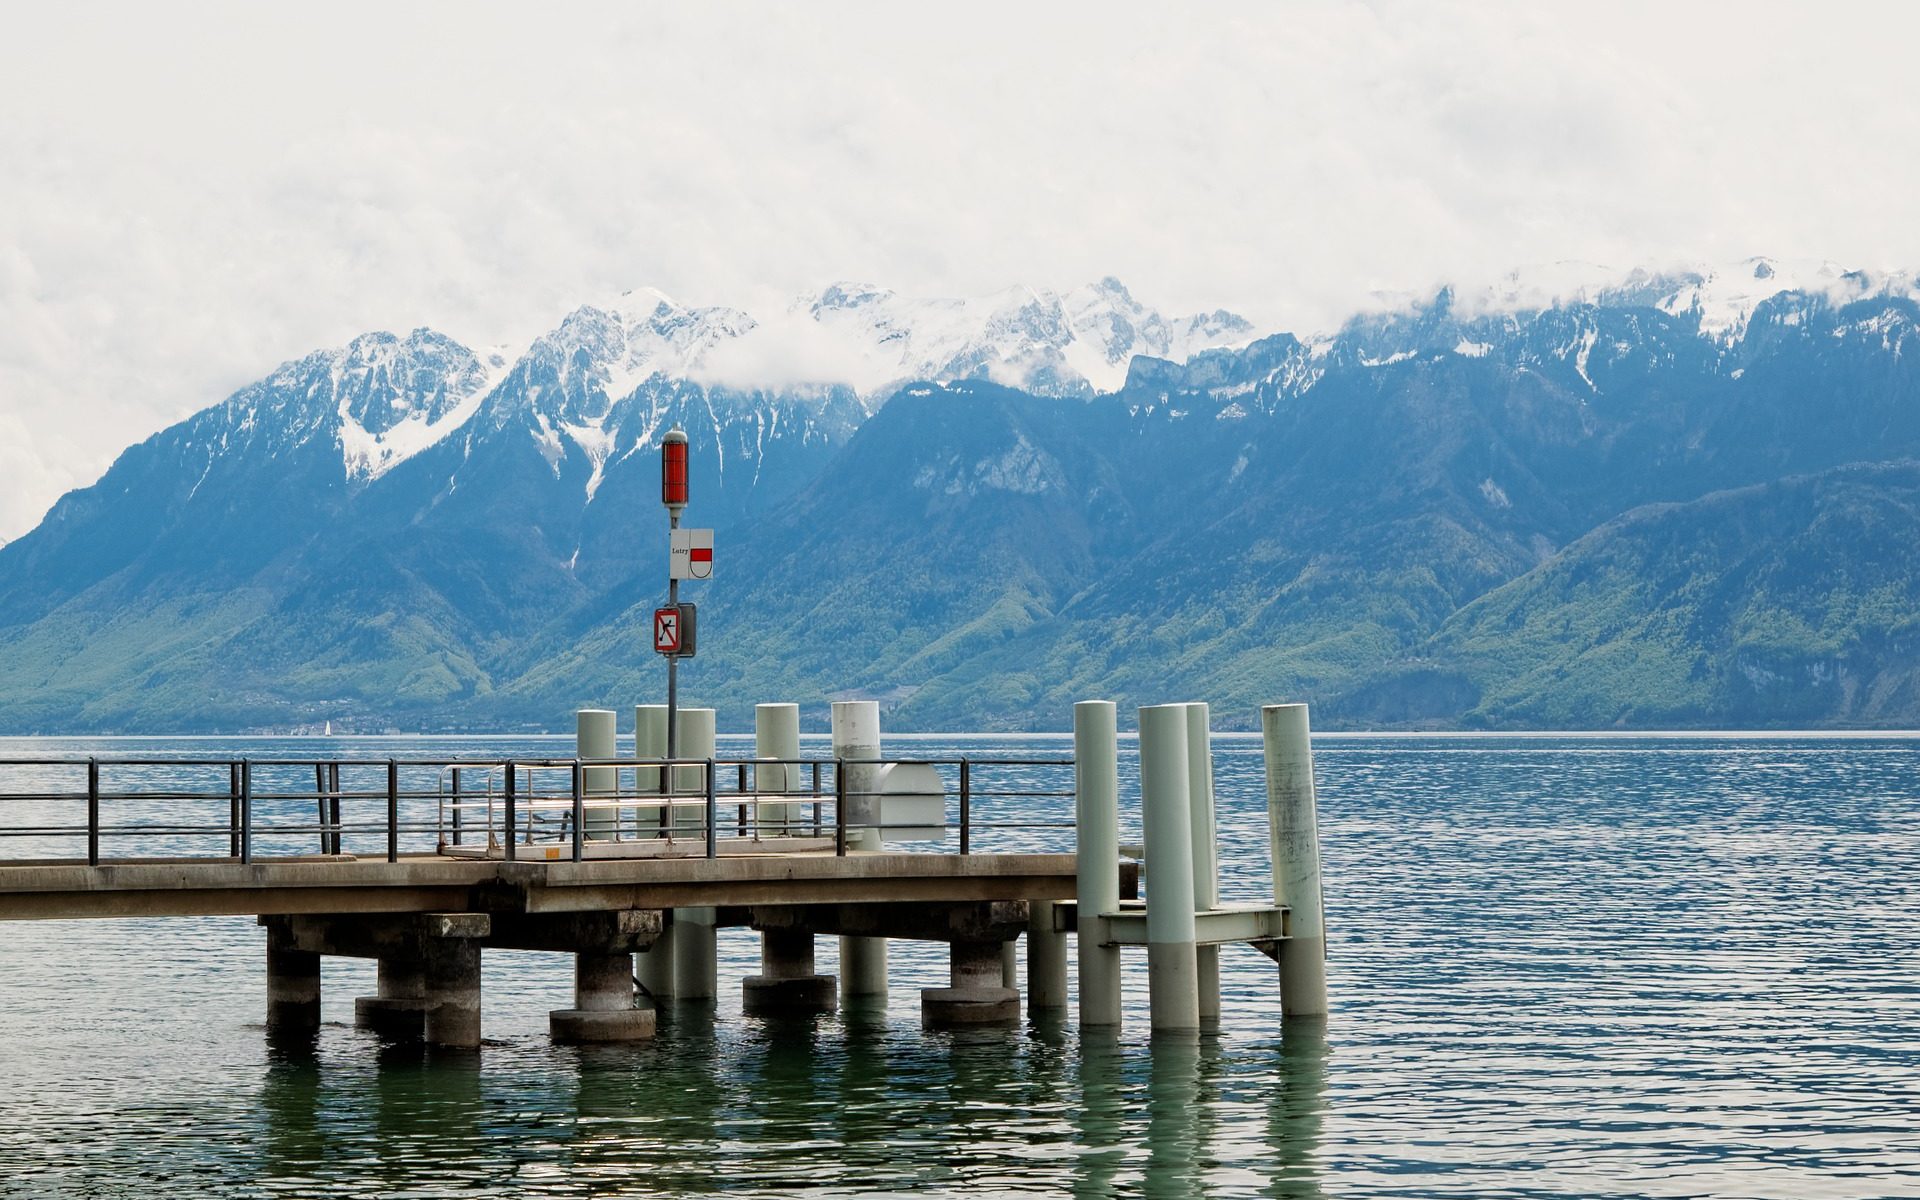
[670,528,715,580]
[653,607,681,654]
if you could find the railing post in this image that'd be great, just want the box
[86,757,99,867]
[704,759,718,859]
[834,758,847,856]
[812,760,823,835]
[240,759,253,865]
[314,763,328,854]
[571,760,586,862]
[503,761,517,861]
[958,758,972,855]
[229,762,242,858]
[328,763,342,855]
[451,767,464,847]
[386,759,399,864]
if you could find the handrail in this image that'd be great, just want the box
[0,753,1076,866]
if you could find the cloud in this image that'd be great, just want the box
[2,0,1918,537]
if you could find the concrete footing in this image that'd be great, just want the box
[354,955,427,1038]
[743,928,836,1016]
[922,940,1019,1027]
[550,950,652,1043]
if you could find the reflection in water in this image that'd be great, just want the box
[1146,1034,1205,1198]
[1267,1023,1329,1200]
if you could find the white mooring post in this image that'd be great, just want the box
[755,702,802,836]
[1261,703,1328,1019]
[634,703,674,1000]
[831,700,888,999]
[634,704,668,835]
[673,706,719,1003]
[576,709,617,842]
[1184,702,1221,1024]
[1074,700,1123,1027]
[1139,703,1200,1033]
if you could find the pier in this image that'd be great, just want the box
[0,700,1327,1047]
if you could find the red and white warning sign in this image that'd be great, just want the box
[669,528,714,580]
[653,607,682,655]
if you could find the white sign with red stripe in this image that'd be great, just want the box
[669,528,714,580]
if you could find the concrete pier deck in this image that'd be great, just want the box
[0,852,1087,922]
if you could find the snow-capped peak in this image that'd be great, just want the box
[1462,257,1920,340]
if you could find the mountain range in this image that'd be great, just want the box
[1,260,1916,732]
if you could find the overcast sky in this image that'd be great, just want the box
[3,1,1917,539]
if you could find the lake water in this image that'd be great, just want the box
[0,734,1916,1198]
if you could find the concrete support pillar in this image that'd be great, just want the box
[1262,703,1329,1020]
[1027,900,1069,1012]
[634,704,668,836]
[551,951,654,1043]
[265,925,320,1032]
[754,702,802,836]
[353,955,427,1038]
[673,907,718,1003]
[1000,938,1019,989]
[833,700,888,999]
[577,708,618,841]
[1074,700,1123,1027]
[743,927,836,1015]
[1185,703,1222,1024]
[1140,703,1200,1033]
[637,924,676,1001]
[922,940,1019,1027]
[422,941,482,1050]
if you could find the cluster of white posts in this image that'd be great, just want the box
[1074,699,1328,1032]
[570,696,1327,1029]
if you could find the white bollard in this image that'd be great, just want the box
[672,707,719,1003]
[1262,704,1328,1019]
[576,709,617,842]
[755,703,802,837]
[634,704,668,837]
[832,700,887,998]
[1184,703,1221,1023]
[1074,700,1123,1027]
[633,703,674,997]
[1140,703,1199,1032]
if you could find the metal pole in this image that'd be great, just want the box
[666,511,680,763]
[704,759,718,859]
[451,767,463,847]
[229,762,241,858]
[958,758,972,854]
[86,757,99,867]
[240,759,253,866]
[571,760,586,862]
[834,760,847,856]
[329,763,342,855]
[503,761,517,861]
[314,763,328,855]
[386,759,400,864]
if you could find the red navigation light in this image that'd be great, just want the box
[661,428,689,512]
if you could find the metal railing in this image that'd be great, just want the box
[0,754,1075,866]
